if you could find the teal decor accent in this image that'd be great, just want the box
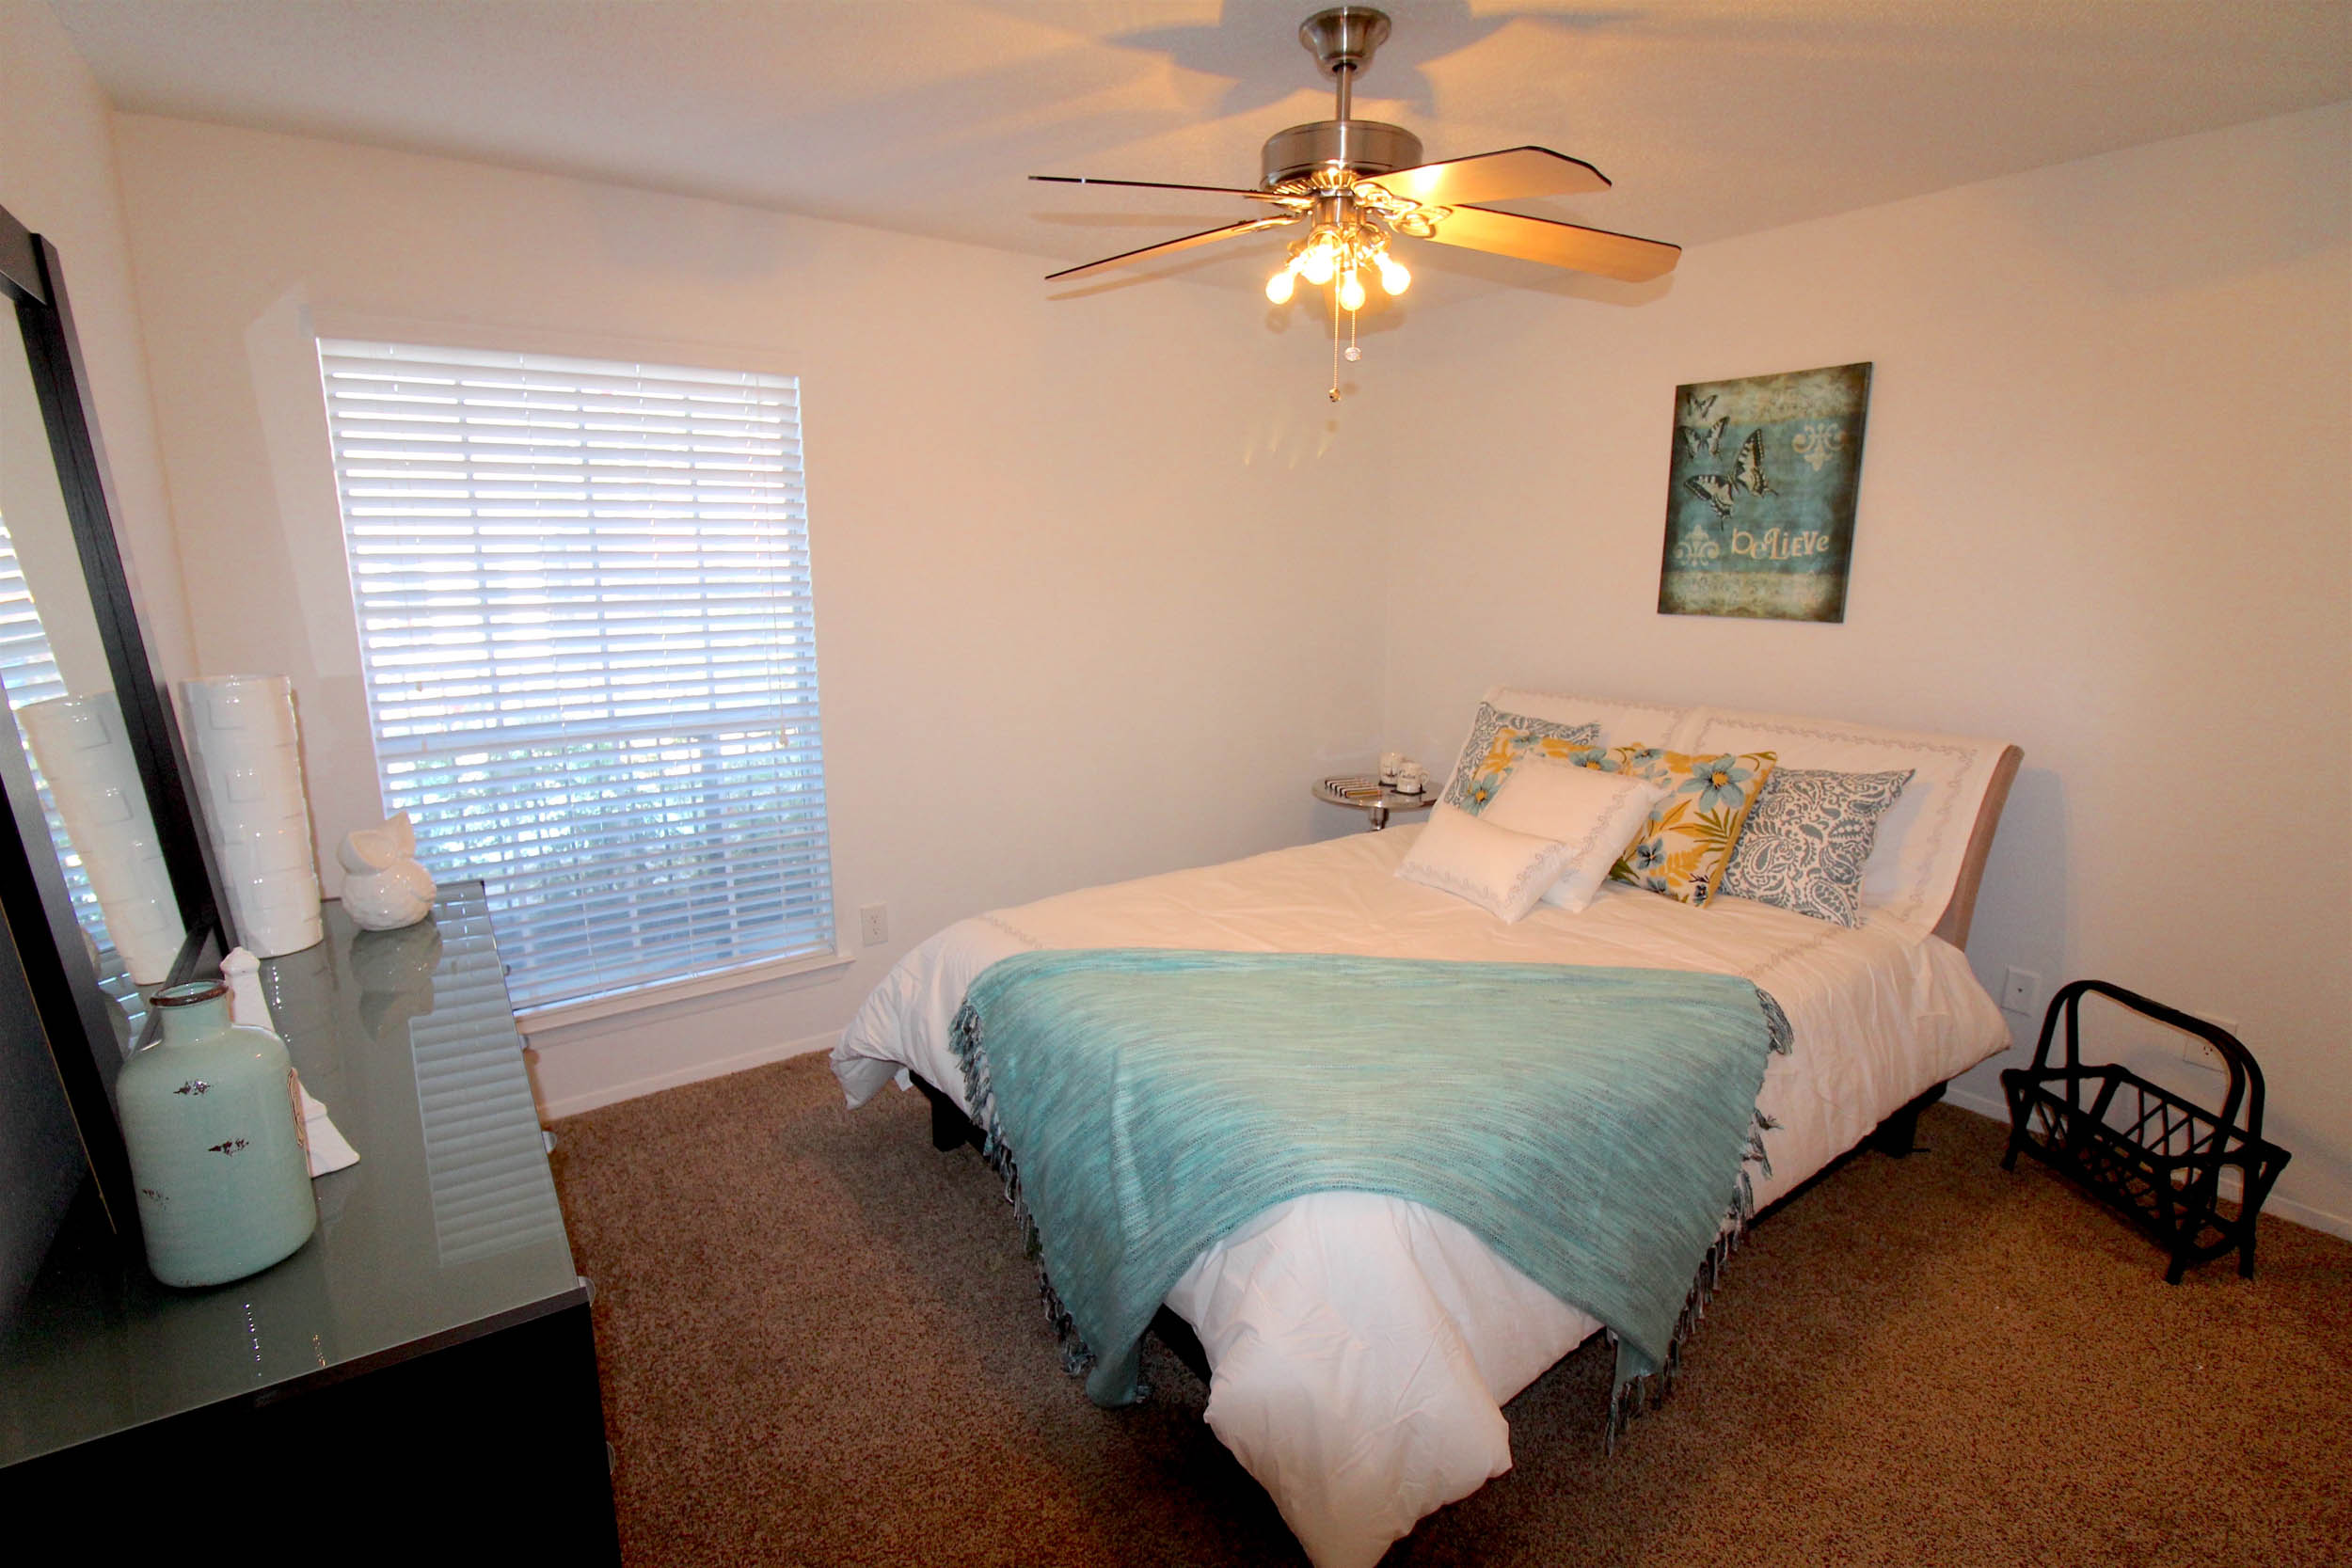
[950,950,1788,1419]
[119,981,316,1288]
[1659,362,1873,622]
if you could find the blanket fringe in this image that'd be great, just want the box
[951,1000,1111,1387]
[1754,986,1794,1055]
[1607,1102,1784,1453]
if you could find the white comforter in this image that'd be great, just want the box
[833,827,2010,1568]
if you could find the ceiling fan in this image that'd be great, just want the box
[1034,6,1680,397]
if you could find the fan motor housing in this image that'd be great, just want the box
[1261,119,1423,188]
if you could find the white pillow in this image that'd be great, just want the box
[1670,706,2013,927]
[1480,755,1671,912]
[1396,803,1578,923]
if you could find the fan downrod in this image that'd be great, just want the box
[1263,7,1419,186]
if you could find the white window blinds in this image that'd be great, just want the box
[0,516,103,935]
[317,339,834,1012]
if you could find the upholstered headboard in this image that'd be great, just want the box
[1923,741,2022,950]
[1470,688,2023,948]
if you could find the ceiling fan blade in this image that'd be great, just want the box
[1361,147,1610,206]
[1031,174,1293,204]
[1415,205,1680,282]
[1044,215,1303,283]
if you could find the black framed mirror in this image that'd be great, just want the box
[0,199,229,1290]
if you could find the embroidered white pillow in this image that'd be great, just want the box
[1396,803,1579,923]
[1480,755,1672,913]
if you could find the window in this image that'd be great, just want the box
[317,339,833,1012]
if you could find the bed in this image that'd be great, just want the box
[834,688,2023,1568]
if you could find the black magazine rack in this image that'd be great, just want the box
[2001,980,2291,1282]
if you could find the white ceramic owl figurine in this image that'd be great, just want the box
[336,812,437,930]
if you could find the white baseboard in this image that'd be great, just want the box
[1940,1084,2013,1125]
[531,1029,841,1121]
[1942,1085,2352,1244]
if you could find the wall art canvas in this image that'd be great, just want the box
[1658,362,1872,623]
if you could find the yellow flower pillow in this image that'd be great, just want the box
[1577,746,1778,906]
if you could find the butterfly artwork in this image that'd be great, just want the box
[1679,416,1728,459]
[1735,429,1774,498]
[1658,363,1874,624]
[1683,427,1778,515]
[1683,471,1740,516]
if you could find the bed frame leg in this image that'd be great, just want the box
[1150,1306,1214,1387]
[914,1074,982,1152]
[1868,1081,1947,1158]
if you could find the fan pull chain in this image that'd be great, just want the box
[1328,295,1363,403]
[1328,293,1342,402]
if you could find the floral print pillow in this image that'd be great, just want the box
[1576,746,1778,906]
[1442,705,1603,812]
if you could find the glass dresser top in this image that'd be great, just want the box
[0,885,581,1465]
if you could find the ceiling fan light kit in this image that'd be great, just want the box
[1035,7,1681,399]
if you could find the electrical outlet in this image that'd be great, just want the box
[2001,967,2040,1016]
[2179,1013,2235,1073]
[859,904,889,946]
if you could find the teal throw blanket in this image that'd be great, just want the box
[950,949,1789,1417]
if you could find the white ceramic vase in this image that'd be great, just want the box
[180,673,323,958]
[17,690,186,983]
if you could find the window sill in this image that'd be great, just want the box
[514,947,857,1037]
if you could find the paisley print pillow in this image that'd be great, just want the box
[1577,746,1778,906]
[1720,768,1915,926]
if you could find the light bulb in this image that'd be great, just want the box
[1265,267,1296,304]
[1338,271,1367,312]
[1376,256,1410,295]
[1300,250,1336,287]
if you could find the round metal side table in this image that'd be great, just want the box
[1312,778,1437,831]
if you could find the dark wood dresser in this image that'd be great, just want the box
[0,885,619,1558]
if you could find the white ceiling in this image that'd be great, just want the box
[49,0,2352,302]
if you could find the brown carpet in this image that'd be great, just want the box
[549,1053,2352,1567]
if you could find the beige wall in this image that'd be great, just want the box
[107,115,1387,1113]
[0,0,190,677]
[54,43,2352,1232]
[1375,104,2352,1231]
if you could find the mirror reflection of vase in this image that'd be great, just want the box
[348,922,442,1043]
[17,691,185,982]
[235,943,361,1240]
[258,941,345,1157]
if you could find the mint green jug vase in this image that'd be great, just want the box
[119,979,317,1287]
